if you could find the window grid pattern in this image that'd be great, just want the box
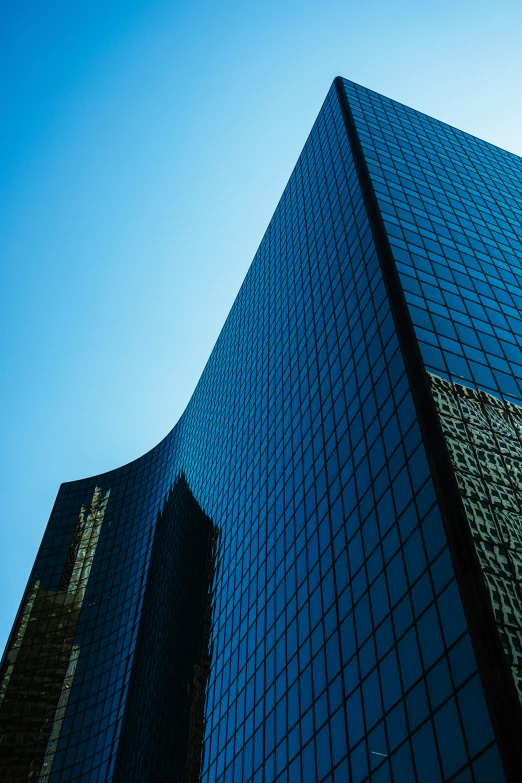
[342,76,522,781]
[429,373,522,702]
[0,81,509,782]
[342,78,522,406]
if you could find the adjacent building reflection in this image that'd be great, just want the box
[113,474,219,783]
[429,373,522,701]
[0,487,110,782]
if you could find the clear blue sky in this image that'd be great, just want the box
[1,0,521,652]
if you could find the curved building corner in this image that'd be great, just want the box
[2,79,522,782]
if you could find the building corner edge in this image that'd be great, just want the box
[333,75,522,782]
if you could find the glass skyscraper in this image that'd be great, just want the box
[2,78,522,782]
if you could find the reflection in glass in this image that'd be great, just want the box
[0,487,110,782]
[429,372,522,700]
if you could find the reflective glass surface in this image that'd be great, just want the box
[343,79,522,404]
[1,79,518,782]
[342,76,522,780]
[429,374,522,702]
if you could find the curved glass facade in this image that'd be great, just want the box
[1,79,522,782]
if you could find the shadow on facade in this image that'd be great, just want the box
[113,474,219,783]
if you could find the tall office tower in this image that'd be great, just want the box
[1,78,522,783]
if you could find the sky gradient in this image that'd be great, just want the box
[2,0,522,652]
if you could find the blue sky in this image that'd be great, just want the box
[1,0,521,652]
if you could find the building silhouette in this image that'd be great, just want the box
[2,77,522,782]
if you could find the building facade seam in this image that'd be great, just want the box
[333,75,522,782]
